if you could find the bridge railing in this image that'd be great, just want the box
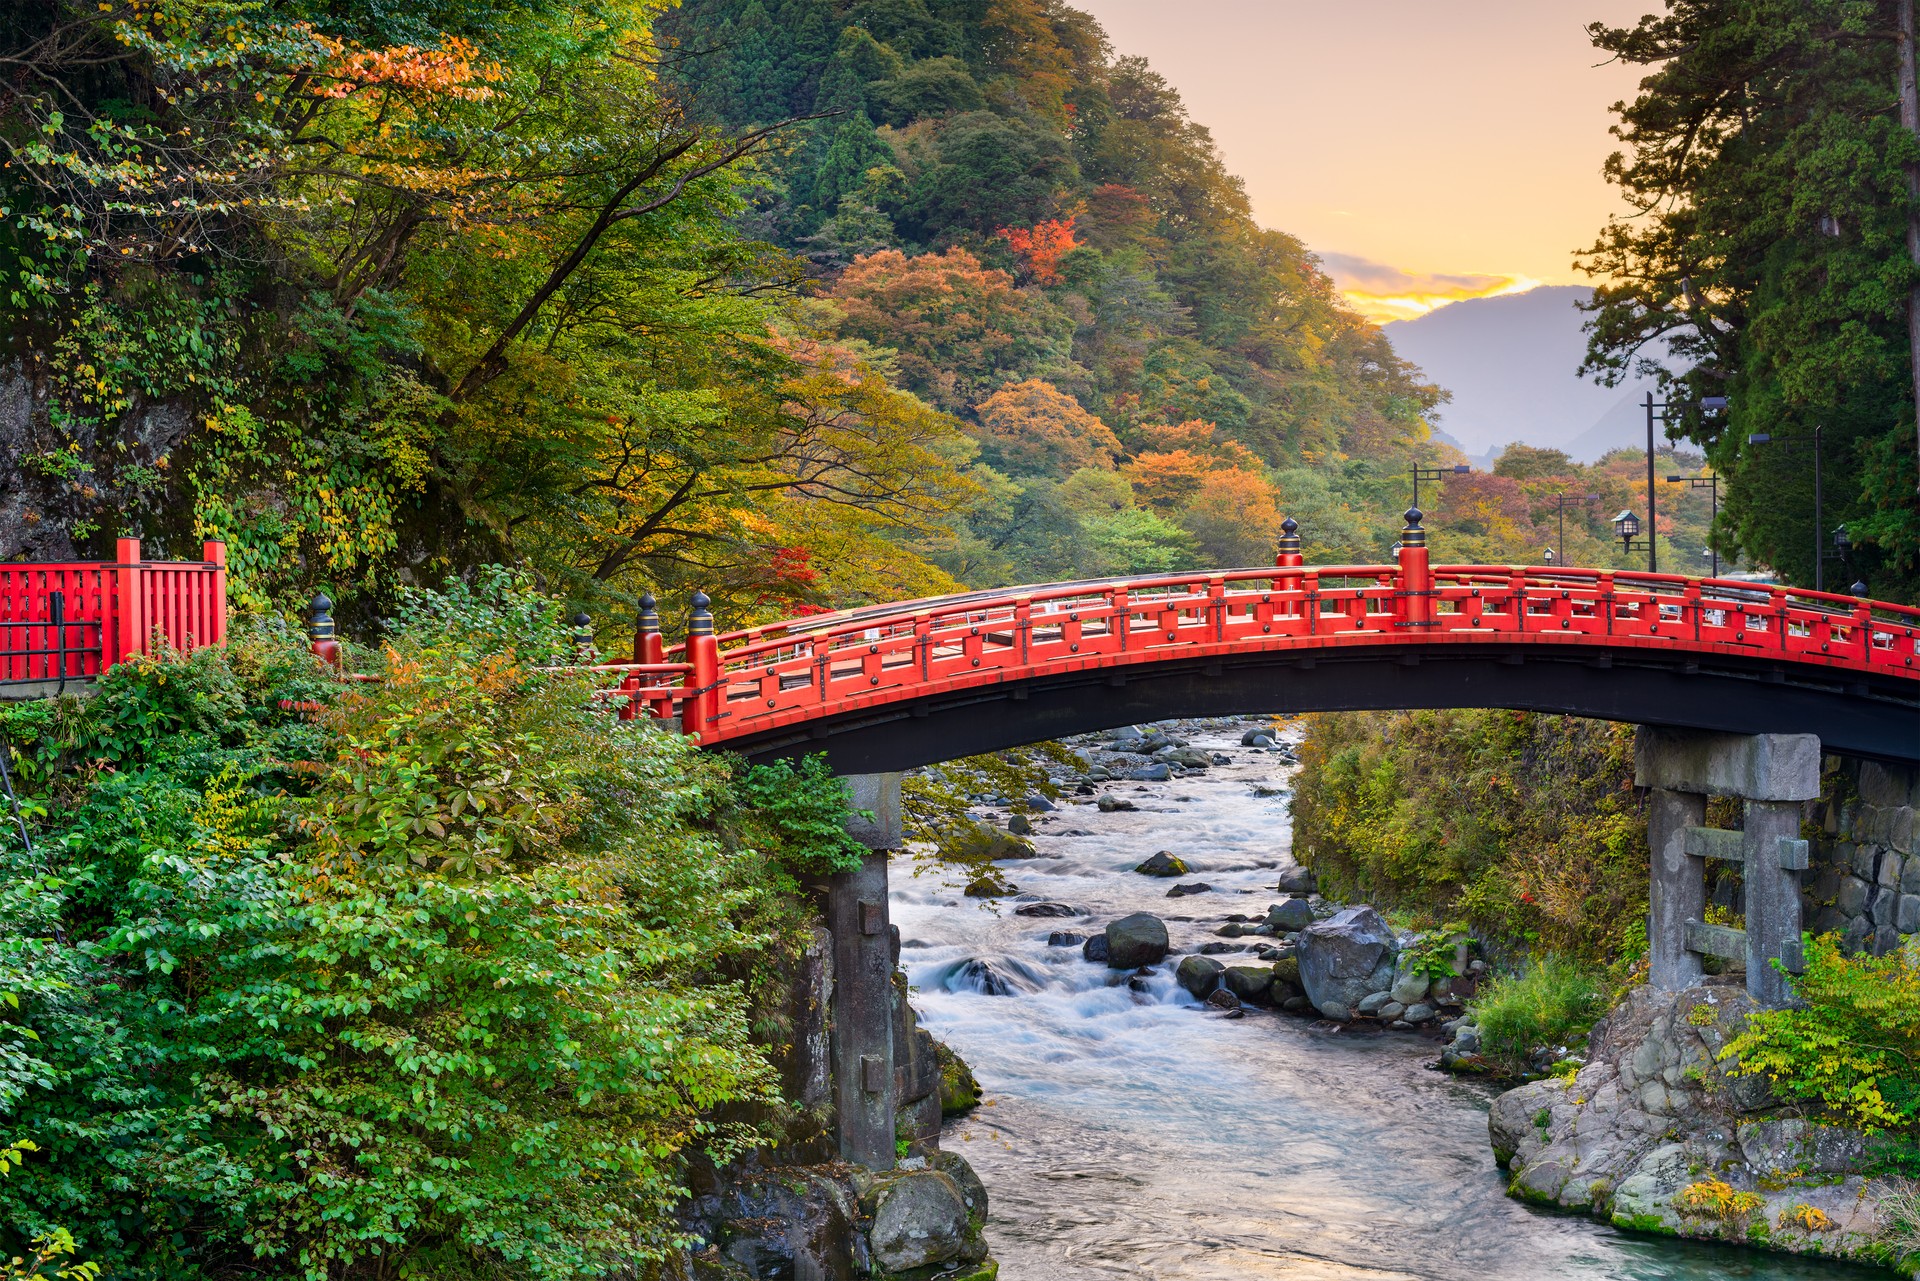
[1,539,227,694]
[635,537,1918,745]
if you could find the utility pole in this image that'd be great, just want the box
[1643,392,1661,573]
[1900,0,1920,490]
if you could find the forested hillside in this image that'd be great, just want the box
[660,0,1454,582]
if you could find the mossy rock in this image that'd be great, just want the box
[943,820,1037,862]
[936,1040,981,1116]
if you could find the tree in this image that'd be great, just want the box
[972,378,1120,475]
[826,247,1081,412]
[1580,0,1920,598]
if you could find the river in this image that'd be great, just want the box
[889,720,1890,1281]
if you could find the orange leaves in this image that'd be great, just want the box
[995,216,1079,286]
[310,33,501,102]
[972,378,1119,475]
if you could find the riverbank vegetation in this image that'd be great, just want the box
[0,579,857,1278]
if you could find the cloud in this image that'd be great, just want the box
[1317,251,1539,324]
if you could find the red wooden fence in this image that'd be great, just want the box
[0,539,228,692]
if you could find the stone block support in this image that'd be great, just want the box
[1633,728,1819,1007]
[1743,800,1804,1007]
[827,773,902,1171]
[1648,788,1707,991]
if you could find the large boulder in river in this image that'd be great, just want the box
[1297,906,1398,1013]
[1134,851,1190,877]
[1224,966,1273,1005]
[1175,954,1224,998]
[1266,898,1314,931]
[1276,865,1316,895]
[1104,912,1170,969]
[863,1169,975,1272]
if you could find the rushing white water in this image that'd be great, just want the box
[892,722,1888,1281]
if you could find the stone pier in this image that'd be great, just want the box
[826,772,903,1170]
[1635,729,1820,1006]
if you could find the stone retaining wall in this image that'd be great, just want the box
[1806,758,1920,955]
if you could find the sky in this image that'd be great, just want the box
[1072,0,1655,322]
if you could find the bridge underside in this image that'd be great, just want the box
[730,641,1920,771]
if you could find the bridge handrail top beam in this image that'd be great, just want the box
[698,565,1918,665]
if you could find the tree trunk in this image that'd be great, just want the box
[1900,0,1920,490]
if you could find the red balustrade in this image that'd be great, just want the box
[635,553,1920,747]
[1,540,227,691]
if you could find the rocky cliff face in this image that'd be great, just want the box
[666,923,996,1281]
[1490,978,1910,1274]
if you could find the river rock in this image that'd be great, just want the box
[1166,881,1212,898]
[864,1169,973,1272]
[1267,898,1314,931]
[1356,991,1391,1016]
[1134,733,1172,755]
[1205,988,1240,1010]
[1104,912,1170,968]
[1276,866,1317,895]
[1176,955,1224,998]
[1025,794,1059,812]
[1404,1002,1436,1024]
[1081,934,1109,963]
[1268,953,1300,986]
[1224,966,1273,1005]
[1134,850,1190,877]
[1241,727,1277,747]
[935,1042,981,1116]
[1046,931,1085,947]
[1096,795,1137,812]
[1389,967,1431,1006]
[1007,813,1034,836]
[1015,901,1080,917]
[1157,747,1213,769]
[1296,905,1398,1013]
[1128,763,1172,782]
[946,820,1038,862]
[963,872,1014,898]
[1198,941,1240,954]
[1214,923,1247,938]
[1378,1001,1406,1021]
[1317,1000,1351,1022]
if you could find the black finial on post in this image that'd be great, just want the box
[571,610,595,661]
[1277,516,1300,553]
[688,590,714,637]
[1400,507,1427,547]
[307,592,335,642]
[637,591,659,635]
[307,592,340,667]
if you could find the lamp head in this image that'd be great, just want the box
[1612,509,1642,542]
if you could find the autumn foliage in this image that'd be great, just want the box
[996,216,1080,285]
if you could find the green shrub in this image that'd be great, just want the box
[1290,709,1649,965]
[1470,955,1607,1076]
[0,579,836,1279]
[1722,933,1920,1136]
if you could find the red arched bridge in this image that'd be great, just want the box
[605,520,1920,770]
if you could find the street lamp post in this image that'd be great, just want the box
[1410,463,1471,514]
[1643,393,1728,574]
[1547,492,1599,567]
[1747,425,1827,590]
[1663,472,1721,577]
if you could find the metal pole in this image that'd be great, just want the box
[1813,425,1824,593]
[1645,393,1659,573]
[1411,467,1420,514]
[1709,478,1719,578]
[1557,503,1565,567]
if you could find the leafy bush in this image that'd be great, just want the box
[1290,709,1649,965]
[0,580,843,1279]
[1722,933,1920,1135]
[731,755,870,878]
[1469,955,1607,1076]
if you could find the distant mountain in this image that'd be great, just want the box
[1384,285,1665,462]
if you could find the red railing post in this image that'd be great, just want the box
[306,592,341,667]
[202,540,228,648]
[112,537,143,665]
[634,590,665,666]
[681,591,720,738]
[1397,508,1432,631]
